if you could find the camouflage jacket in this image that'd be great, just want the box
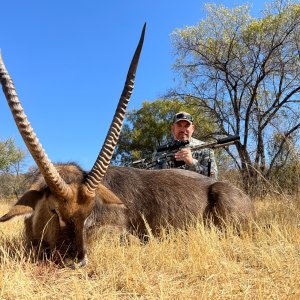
[152,137,218,179]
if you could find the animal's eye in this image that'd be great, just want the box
[50,208,58,215]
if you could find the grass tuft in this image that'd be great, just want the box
[0,195,300,299]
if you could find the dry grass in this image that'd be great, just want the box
[0,196,300,299]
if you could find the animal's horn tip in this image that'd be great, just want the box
[134,22,146,59]
[141,23,146,39]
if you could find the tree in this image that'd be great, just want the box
[113,98,216,166]
[0,138,25,173]
[169,0,300,194]
[0,138,27,198]
[268,134,300,194]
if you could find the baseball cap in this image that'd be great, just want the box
[173,112,194,124]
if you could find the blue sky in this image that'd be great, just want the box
[1,0,266,171]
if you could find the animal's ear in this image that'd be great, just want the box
[98,184,124,205]
[0,190,43,222]
[0,205,33,222]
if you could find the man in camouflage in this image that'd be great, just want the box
[152,111,218,179]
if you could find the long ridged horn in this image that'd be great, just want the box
[85,23,146,193]
[0,52,73,200]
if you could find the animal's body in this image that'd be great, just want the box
[102,166,254,232]
[1,163,254,264]
[0,24,255,267]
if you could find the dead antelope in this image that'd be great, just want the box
[0,24,255,267]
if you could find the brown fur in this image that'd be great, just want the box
[0,24,153,267]
[0,163,255,266]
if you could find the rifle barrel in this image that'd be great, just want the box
[190,135,240,152]
[217,134,240,145]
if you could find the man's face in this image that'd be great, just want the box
[172,120,195,141]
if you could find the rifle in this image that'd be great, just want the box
[132,134,240,170]
[186,134,240,151]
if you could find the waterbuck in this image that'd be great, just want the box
[0,24,255,267]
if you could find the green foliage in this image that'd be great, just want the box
[0,138,28,198]
[0,138,25,173]
[170,0,300,195]
[113,98,216,166]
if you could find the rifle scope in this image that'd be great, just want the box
[156,140,189,152]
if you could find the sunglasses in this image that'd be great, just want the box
[173,113,194,123]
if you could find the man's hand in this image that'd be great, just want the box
[174,147,193,165]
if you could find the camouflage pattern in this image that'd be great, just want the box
[152,137,218,179]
